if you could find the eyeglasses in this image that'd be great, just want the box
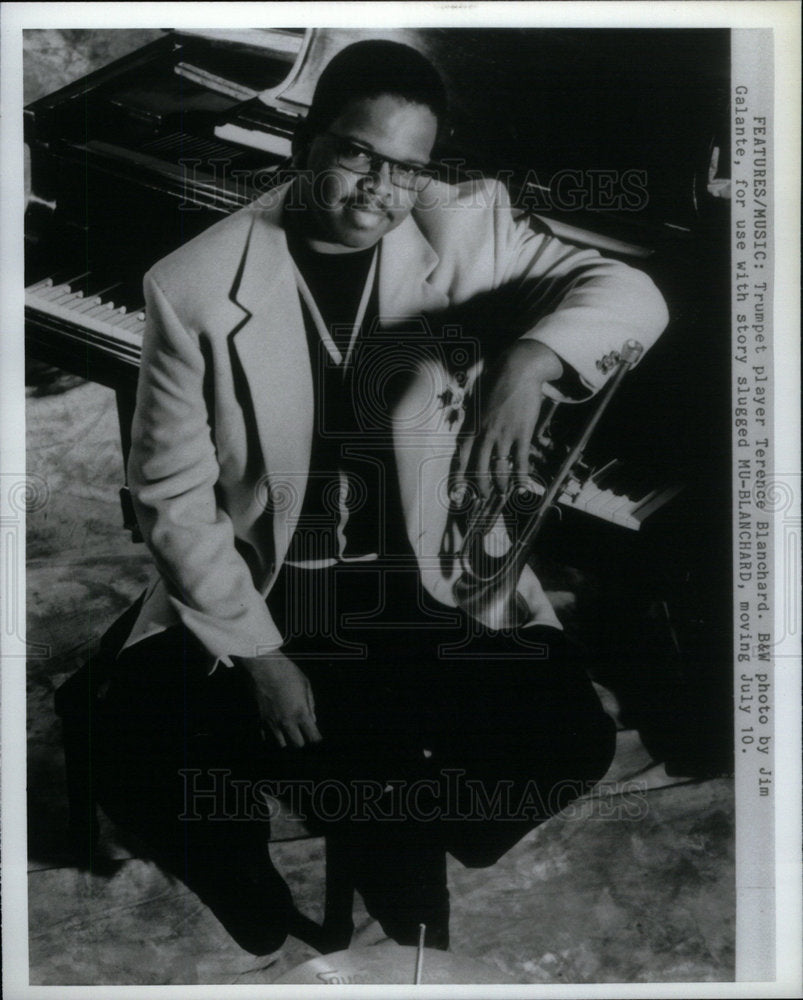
[323,132,435,192]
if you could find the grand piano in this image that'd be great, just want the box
[25,27,732,772]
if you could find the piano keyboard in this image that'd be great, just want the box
[527,458,681,530]
[25,272,146,365]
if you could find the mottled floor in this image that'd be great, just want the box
[25,378,735,985]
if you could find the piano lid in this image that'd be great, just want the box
[172,28,306,101]
[25,27,729,259]
[258,28,427,115]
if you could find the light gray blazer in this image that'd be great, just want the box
[121,178,668,666]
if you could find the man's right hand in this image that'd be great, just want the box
[239,651,322,749]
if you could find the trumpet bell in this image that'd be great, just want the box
[452,569,532,630]
[451,339,644,630]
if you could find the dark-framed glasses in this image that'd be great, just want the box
[324,132,435,192]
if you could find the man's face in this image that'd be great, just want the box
[299,94,438,251]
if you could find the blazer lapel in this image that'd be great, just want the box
[230,186,314,562]
[378,213,447,319]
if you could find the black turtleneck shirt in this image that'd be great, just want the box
[284,233,411,565]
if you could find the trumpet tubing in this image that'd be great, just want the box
[452,339,644,629]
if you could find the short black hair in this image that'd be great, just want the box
[293,39,446,160]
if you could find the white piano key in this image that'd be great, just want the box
[569,479,606,514]
[27,285,60,303]
[49,289,85,307]
[33,285,65,302]
[600,483,632,511]
[75,283,123,308]
[40,271,91,298]
[616,508,650,530]
[118,311,146,331]
[77,302,116,320]
[607,493,644,528]
[586,494,631,528]
[611,487,658,524]
[97,306,128,325]
[106,307,136,326]
[586,488,626,520]
[71,295,105,313]
[611,510,636,529]
[590,458,623,492]
[35,282,73,302]
[27,277,55,293]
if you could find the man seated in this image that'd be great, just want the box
[91,39,669,955]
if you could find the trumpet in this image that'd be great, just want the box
[452,339,644,630]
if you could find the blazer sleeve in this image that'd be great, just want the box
[128,271,283,662]
[488,180,669,397]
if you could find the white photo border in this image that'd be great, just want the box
[2,3,800,998]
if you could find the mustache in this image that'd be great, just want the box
[343,195,395,215]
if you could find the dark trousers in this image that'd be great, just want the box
[93,563,615,938]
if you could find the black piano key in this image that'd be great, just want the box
[592,459,622,491]
[606,462,645,500]
[69,272,106,298]
[118,289,148,312]
[72,269,119,298]
[621,467,658,504]
[79,279,123,303]
[53,268,87,287]
[62,270,92,291]
[104,271,149,311]
[34,269,89,290]
[26,269,74,295]
[75,271,140,313]
[595,461,661,506]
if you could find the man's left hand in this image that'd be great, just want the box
[468,340,563,497]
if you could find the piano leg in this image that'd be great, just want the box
[114,384,142,543]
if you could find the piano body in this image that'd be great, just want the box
[25,27,732,770]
